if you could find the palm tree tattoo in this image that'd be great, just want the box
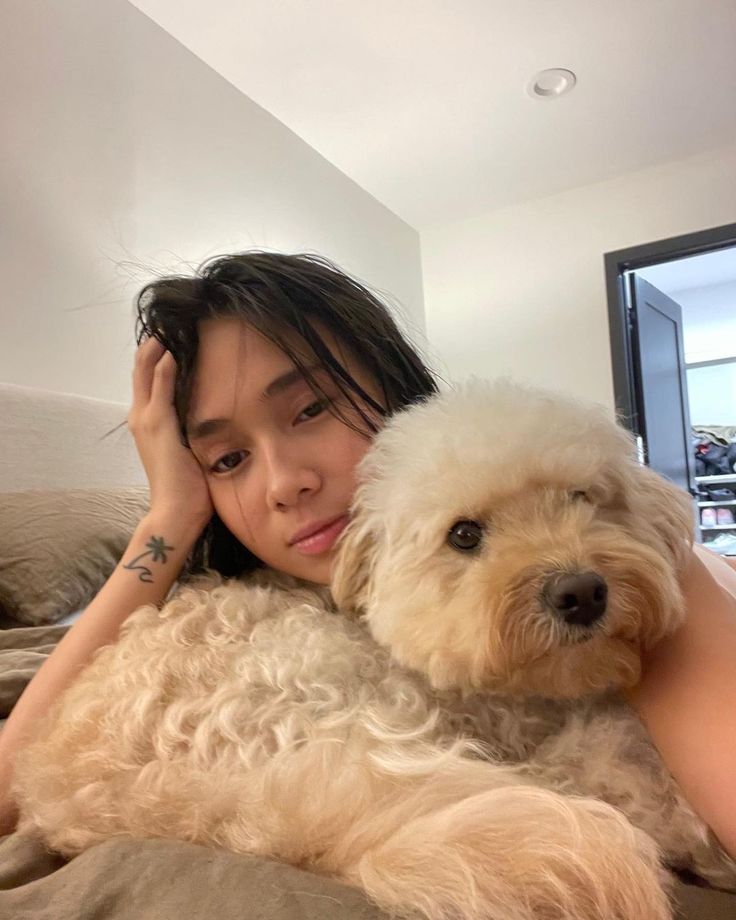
[123,535,175,583]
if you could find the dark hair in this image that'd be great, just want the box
[132,251,440,580]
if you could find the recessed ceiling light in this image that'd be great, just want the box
[527,68,577,100]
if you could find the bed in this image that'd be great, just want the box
[0,380,734,919]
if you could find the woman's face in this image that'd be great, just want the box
[186,317,384,585]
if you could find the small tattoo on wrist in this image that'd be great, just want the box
[123,535,175,583]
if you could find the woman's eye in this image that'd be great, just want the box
[210,451,247,475]
[447,520,484,552]
[296,399,331,423]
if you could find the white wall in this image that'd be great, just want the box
[422,142,736,410]
[676,281,736,364]
[636,257,736,363]
[0,0,424,403]
[687,362,736,426]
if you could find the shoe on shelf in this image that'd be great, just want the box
[704,533,736,556]
[701,507,718,526]
[706,487,736,502]
[716,508,735,525]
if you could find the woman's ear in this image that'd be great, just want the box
[330,510,379,617]
[631,464,695,571]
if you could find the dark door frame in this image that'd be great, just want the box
[604,221,736,435]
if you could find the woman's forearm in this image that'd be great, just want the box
[626,545,736,859]
[0,511,206,836]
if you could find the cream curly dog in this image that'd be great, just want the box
[13,380,736,920]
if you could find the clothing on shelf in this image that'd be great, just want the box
[692,425,736,556]
[692,426,736,477]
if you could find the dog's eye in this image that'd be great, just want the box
[570,490,590,502]
[447,520,483,552]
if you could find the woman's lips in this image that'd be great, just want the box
[291,515,349,555]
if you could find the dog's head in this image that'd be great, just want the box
[332,379,694,699]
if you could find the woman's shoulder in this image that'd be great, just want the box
[693,544,736,593]
[626,544,736,860]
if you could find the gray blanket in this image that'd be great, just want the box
[0,624,71,724]
[1,625,734,920]
[0,833,387,920]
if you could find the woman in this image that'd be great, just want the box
[1,251,735,874]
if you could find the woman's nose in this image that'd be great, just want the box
[263,445,322,510]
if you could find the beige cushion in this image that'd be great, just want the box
[0,488,149,626]
[0,382,145,494]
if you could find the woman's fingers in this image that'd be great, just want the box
[127,335,214,526]
[149,349,178,419]
[131,335,167,410]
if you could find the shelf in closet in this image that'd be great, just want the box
[695,474,736,484]
[700,524,736,531]
[698,500,736,507]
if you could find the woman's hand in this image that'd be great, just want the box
[128,336,214,528]
[626,544,736,860]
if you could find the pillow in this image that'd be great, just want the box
[0,488,150,626]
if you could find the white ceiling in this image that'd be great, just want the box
[128,0,736,229]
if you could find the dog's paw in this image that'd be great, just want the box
[343,784,673,920]
[546,794,673,920]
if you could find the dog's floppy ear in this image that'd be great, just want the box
[330,507,379,617]
[631,464,695,570]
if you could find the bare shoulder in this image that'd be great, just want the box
[631,546,736,689]
[626,545,736,860]
[692,544,736,596]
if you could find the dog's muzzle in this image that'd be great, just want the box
[541,571,608,628]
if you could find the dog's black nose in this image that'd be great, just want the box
[542,571,608,627]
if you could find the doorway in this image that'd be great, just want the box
[605,222,736,557]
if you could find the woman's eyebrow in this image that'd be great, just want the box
[188,363,321,442]
[262,364,320,400]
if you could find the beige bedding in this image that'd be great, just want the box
[1,625,735,920]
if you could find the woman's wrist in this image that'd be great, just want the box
[121,511,209,594]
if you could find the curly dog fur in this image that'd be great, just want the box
[13,380,736,919]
